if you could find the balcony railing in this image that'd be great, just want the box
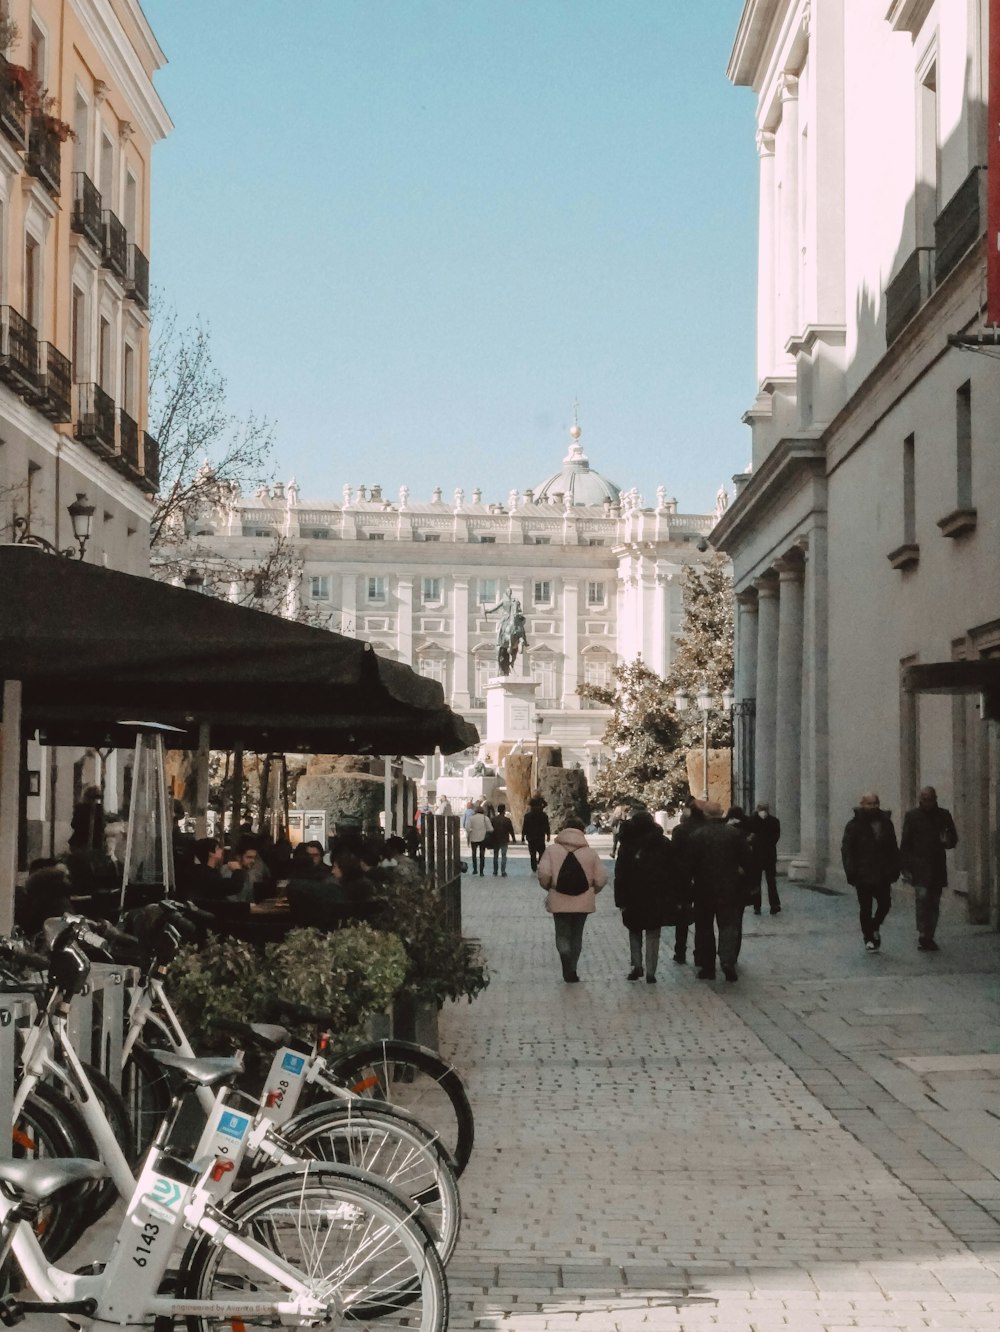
[0,55,26,150]
[31,342,72,422]
[118,408,139,473]
[72,173,103,250]
[935,166,985,286]
[26,115,62,198]
[0,306,38,395]
[102,209,127,281]
[885,246,934,345]
[127,243,149,308]
[141,432,159,493]
[75,382,116,457]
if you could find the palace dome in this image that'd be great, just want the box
[533,427,622,507]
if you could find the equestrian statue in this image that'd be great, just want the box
[483,585,529,676]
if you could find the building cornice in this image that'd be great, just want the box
[69,0,173,144]
[728,0,792,87]
[709,436,826,553]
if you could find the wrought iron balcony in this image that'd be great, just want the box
[72,173,103,250]
[101,209,127,281]
[141,431,159,493]
[0,55,26,150]
[885,247,934,345]
[75,382,116,457]
[31,341,72,422]
[0,306,39,395]
[117,408,140,474]
[26,115,62,197]
[935,166,986,286]
[127,243,149,308]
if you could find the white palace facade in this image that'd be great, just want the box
[179,428,717,784]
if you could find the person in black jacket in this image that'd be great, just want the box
[613,810,679,983]
[841,792,900,952]
[899,786,958,952]
[688,802,753,982]
[521,797,551,871]
[669,800,704,964]
[749,802,782,915]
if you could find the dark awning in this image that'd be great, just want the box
[902,660,1000,722]
[0,545,479,754]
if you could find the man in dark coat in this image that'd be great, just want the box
[521,797,551,872]
[749,801,782,915]
[669,800,704,964]
[687,802,753,982]
[900,786,958,952]
[613,810,678,983]
[841,792,900,952]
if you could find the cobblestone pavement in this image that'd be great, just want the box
[441,841,1000,1330]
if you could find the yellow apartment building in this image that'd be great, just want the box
[0,0,170,573]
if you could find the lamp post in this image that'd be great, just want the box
[533,714,543,792]
[674,682,735,801]
[13,492,95,560]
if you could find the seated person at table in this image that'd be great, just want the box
[287,841,329,881]
[221,838,271,903]
[15,859,73,938]
[286,849,375,930]
[180,837,232,901]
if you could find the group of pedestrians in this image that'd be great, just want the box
[529,784,959,984]
[462,799,517,877]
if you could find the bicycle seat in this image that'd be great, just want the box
[148,1049,244,1087]
[209,1017,290,1049]
[0,1158,108,1203]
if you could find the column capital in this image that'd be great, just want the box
[736,588,759,610]
[779,72,799,102]
[773,555,805,581]
[756,129,775,158]
[753,573,779,597]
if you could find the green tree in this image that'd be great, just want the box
[580,552,734,811]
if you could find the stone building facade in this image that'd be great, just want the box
[176,427,717,784]
[715,0,1000,926]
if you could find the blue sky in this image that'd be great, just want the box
[142,1,757,514]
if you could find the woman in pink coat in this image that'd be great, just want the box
[537,818,608,982]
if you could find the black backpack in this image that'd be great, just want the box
[555,849,590,896]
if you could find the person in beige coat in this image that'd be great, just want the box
[537,818,608,982]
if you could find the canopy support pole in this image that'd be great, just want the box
[232,746,244,840]
[194,722,211,839]
[383,758,392,837]
[0,680,22,936]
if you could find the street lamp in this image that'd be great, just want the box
[183,568,205,591]
[13,492,94,560]
[675,682,735,801]
[533,714,543,792]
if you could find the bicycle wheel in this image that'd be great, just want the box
[325,1039,474,1176]
[120,1042,173,1160]
[280,1103,461,1264]
[11,1085,93,1262]
[182,1163,448,1331]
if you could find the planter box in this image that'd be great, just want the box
[392,994,439,1051]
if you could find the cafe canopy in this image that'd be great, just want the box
[0,545,479,754]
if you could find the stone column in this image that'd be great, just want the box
[561,578,580,708]
[774,556,805,863]
[451,577,471,709]
[396,576,413,665]
[735,589,759,704]
[776,74,799,358]
[753,575,780,806]
[340,572,357,637]
[755,129,776,382]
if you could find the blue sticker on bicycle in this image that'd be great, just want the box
[218,1111,249,1140]
[281,1052,306,1075]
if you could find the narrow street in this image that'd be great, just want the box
[442,839,1000,1330]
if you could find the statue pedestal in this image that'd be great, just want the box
[485,677,538,746]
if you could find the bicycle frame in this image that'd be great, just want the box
[1,1155,339,1327]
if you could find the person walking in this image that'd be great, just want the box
[613,809,679,983]
[688,801,753,982]
[841,792,901,952]
[537,817,608,982]
[466,803,490,876]
[669,800,705,964]
[749,801,782,915]
[900,786,958,952]
[521,796,551,871]
[490,803,516,877]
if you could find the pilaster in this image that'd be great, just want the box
[561,578,580,708]
[774,554,805,863]
[396,575,413,665]
[452,577,471,709]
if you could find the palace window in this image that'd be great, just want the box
[533,580,552,606]
[418,655,447,687]
[587,580,606,607]
[478,578,498,604]
[422,577,442,604]
[367,575,387,602]
[308,575,329,601]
